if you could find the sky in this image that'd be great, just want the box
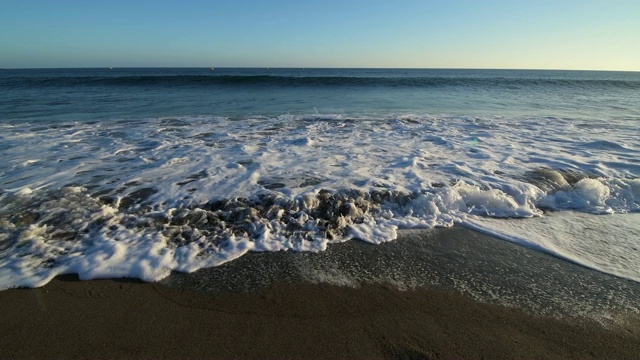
[1,0,638,70]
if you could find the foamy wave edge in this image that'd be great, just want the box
[1,173,639,290]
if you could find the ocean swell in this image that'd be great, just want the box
[3,74,640,90]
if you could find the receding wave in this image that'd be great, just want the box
[3,75,640,90]
[1,172,639,289]
[1,113,639,289]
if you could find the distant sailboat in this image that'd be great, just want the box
[210,67,215,71]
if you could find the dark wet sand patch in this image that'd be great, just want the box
[1,227,640,359]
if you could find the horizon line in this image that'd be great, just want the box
[1,66,638,73]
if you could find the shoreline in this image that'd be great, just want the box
[2,227,640,359]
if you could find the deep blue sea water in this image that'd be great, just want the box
[2,68,639,121]
[0,68,639,289]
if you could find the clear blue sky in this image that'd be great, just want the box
[1,0,638,70]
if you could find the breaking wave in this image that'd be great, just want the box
[0,113,639,288]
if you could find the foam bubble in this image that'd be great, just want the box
[16,188,33,196]
[574,178,611,206]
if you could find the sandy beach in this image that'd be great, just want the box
[2,227,640,359]
[1,276,640,359]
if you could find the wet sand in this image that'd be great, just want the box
[1,277,639,359]
[2,227,640,359]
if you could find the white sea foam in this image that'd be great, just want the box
[463,212,640,282]
[0,113,638,288]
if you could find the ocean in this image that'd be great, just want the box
[0,68,639,290]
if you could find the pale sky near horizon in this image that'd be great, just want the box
[1,0,638,70]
